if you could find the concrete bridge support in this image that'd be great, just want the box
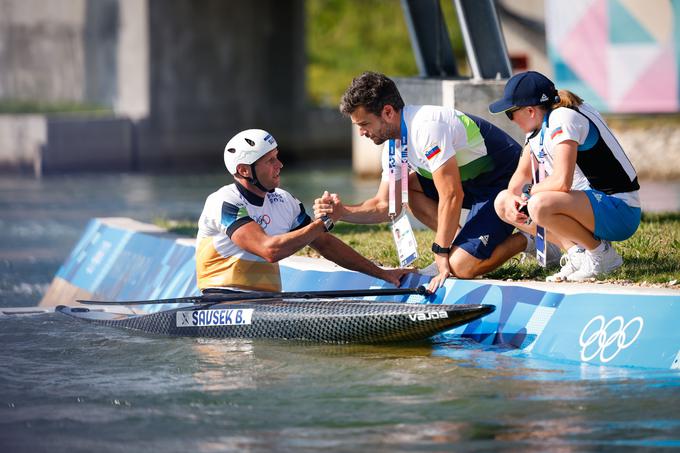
[0,0,348,174]
[138,0,314,170]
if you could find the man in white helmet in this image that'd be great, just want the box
[196,128,413,292]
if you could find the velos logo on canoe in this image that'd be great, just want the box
[408,310,448,322]
[176,309,254,327]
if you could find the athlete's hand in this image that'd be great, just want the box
[426,254,452,293]
[313,191,346,223]
[313,191,334,219]
[379,267,417,287]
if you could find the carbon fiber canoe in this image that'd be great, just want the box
[56,299,494,344]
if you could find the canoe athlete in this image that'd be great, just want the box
[195,128,413,292]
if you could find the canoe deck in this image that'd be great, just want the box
[56,299,495,344]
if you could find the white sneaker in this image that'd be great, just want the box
[567,241,623,282]
[419,261,439,277]
[521,232,562,267]
[546,246,585,282]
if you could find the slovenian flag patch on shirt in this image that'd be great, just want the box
[550,127,563,140]
[425,145,441,160]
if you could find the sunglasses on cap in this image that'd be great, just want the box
[505,107,521,121]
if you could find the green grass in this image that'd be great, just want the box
[160,212,680,285]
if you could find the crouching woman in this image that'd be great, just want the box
[489,71,641,282]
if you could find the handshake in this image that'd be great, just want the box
[313,191,345,224]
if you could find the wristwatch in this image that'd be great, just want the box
[431,242,451,255]
[320,214,334,232]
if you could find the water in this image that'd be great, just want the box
[2,170,680,451]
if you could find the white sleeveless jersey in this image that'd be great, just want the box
[195,183,310,291]
[527,104,640,207]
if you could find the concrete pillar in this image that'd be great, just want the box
[83,0,119,107]
[0,0,347,173]
[139,0,307,170]
[0,115,46,173]
[0,0,86,102]
[115,0,149,119]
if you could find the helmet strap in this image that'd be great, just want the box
[249,164,274,193]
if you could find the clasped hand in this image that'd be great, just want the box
[313,191,344,223]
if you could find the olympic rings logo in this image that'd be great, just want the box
[256,215,271,228]
[579,315,644,363]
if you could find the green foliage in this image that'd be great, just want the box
[0,99,111,115]
[306,0,467,107]
[163,213,680,285]
[611,212,680,282]
[155,218,197,237]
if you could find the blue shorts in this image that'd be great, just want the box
[584,190,641,241]
[452,196,516,260]
[416,174,515,260]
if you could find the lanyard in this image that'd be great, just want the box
[388,111,409,218]
[530,115,548,185]
[530,115,549,267]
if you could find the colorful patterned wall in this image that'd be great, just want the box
[546,0,680,112]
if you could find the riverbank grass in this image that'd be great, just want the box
[163,212,679,286]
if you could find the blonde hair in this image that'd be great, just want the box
[553,90,583,109]
[536,89,584,113]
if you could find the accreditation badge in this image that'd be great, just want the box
[535,224,547,267]
[391,214,418,267]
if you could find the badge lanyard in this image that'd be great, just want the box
[531,116,548,184]
[400,113,409,205]
[389,111,417,266]
[530,116,548,266]
[388,113,409,218]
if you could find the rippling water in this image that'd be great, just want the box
[1,171,679,452]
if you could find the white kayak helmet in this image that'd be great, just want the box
[223,129,278,174]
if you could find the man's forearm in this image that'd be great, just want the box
[434,195,462,248]
[341,199,392,224]
[260,219,327,262]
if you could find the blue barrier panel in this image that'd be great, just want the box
[42,218,680,370]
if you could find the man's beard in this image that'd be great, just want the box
[371,123,399,145]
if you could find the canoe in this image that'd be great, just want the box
[56,299,494,344]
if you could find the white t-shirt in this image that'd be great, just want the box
[380,105,491,182]
[195,183,310,291]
